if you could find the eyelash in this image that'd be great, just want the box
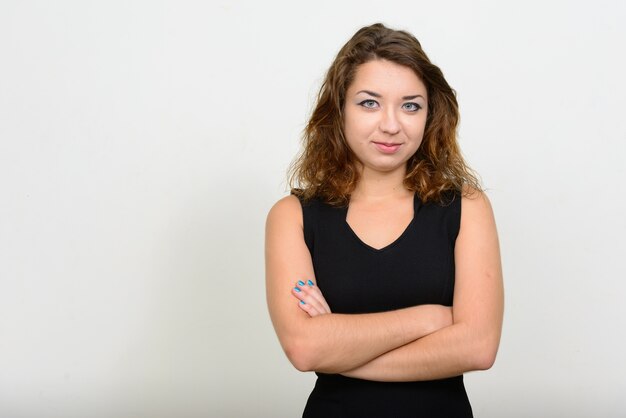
[358,99,379,109]
[402,102,422,112]
[357,100,422,112]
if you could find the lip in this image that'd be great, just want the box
[372,141,402,154]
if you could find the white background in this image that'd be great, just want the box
[1,1,625,417]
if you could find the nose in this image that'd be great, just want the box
[379,108,401,135]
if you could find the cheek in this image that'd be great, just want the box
[344,113,371,144]
[408,117,427,140]
[344,115,378,142]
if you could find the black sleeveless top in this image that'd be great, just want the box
[297,191,473,418]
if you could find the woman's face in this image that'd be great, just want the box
[343,59,428,177]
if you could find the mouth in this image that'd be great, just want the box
[372,141,402,154]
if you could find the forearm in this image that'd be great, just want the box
[339,190,505,382]
[341,321,500,382]
[266,196,454,375]
[282,304,446,374]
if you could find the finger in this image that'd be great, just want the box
[297,281,330,314]
[293,281,328,314]
[293,286,326,314]
[291,284,319,308]
[303,280,332,313]
[297,299,323,317]
[291,285,307,302]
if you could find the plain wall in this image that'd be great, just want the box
[1,0,625,417]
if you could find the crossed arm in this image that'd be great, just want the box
[265,191,503,381]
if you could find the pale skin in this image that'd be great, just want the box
[265,59,504,381]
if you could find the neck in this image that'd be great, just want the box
[351,165,411,202]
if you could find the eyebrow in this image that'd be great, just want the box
[356,90,425,100]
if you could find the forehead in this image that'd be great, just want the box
[348,59,426,95]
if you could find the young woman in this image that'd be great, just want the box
[265,23,504,417]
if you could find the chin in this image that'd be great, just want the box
[368,163,405,173]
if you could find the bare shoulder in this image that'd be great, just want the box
[266,194,303,230]
[460,186,495,222]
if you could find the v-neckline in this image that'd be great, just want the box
[343,194,417,252]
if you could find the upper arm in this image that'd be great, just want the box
[452,188,504,366]
[265,195,316,358]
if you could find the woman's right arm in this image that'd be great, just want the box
[265,195,451,374]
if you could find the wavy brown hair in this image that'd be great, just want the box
[289,23,481,206]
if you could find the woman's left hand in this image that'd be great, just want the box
[291,280,332,317]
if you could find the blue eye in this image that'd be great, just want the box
[358,99,379,109]
[402,102,422,112]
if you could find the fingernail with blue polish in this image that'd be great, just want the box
[300,300,306,304]
[294,287,301,292]
[307,280,314,286]
[297,280,305,286]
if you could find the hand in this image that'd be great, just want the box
[291,280,332,317]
